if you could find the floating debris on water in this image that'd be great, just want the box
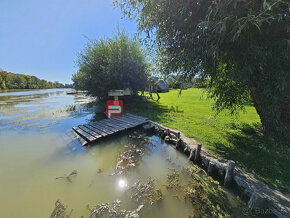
[166,169,182,191]
[87,200,143,218]
[114,144,144,175]
[56,170,78,183]
[129,178,163,205]
[50,200,73,218]
[49,131,247,218]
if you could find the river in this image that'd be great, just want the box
[0,89,245,217]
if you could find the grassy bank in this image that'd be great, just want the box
[124,88,290,194]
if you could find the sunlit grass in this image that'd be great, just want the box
[125,88,290,194]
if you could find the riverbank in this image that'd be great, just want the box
[144,121,290,217]
[124,88,290,194]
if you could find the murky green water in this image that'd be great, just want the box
[0,89,245,218]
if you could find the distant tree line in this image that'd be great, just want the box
[0,70,72,90]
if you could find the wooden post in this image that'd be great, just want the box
[208,161,215,175]
[166,129,170,136]
[160,129,165,139]
[224,160,235,186]
[177,132,180,139]
[189,149,195,161]
[163,130,167,139]
[152,125,156,134]
[194,143,202,163]
[176,139,182,149]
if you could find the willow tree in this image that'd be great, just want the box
[72,30,148,97]
[115,0,290,141]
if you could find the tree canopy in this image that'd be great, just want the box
[0,71,67,90]
[115,0,290,141]
[72,30,149,97]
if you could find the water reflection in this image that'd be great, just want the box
[117,178,128,189]
[0,89,96,133]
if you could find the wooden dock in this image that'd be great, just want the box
[72,113,148,145]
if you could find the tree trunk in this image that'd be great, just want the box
[250,87,290,142]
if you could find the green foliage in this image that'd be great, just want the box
[0,71,65,89]
[206,66,251,115]
[192,76,207,88]
[71,71,86,91]
[115,0,290,140]
[72,29,148,97]
[171,80,182,89]
[1,81,7,90]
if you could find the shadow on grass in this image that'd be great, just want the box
[91,96,172,123]
[123,96,173,123]
[211,123,290,194]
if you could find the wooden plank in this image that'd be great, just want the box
[97,119,127,130]
[91,121,119,132]
[98,119,128,131]
[115,116,142,125]
[116,118,141,127]
[124,116,147,124]
[124,113,147,121]
[70,130,88,146]
[88,123,115,135]
[83,124,109,136]
[72,126,97,142]
[92,122,116,132]
[79,125,105,137]
[119,116,142,124]
[106,118,134,128]
[125,113,148,121]
[76,136,88,146]
[71,113,149,145]
[110,117,136,127]
[123,116,146,123]
[101,119,128,130]
[113,116,139,125]
[88,122,115,134]
[72,126,91,141]
[78,125,102,138]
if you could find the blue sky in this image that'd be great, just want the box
[0,0,137,84]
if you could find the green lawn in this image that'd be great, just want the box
[124,88,290,194]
